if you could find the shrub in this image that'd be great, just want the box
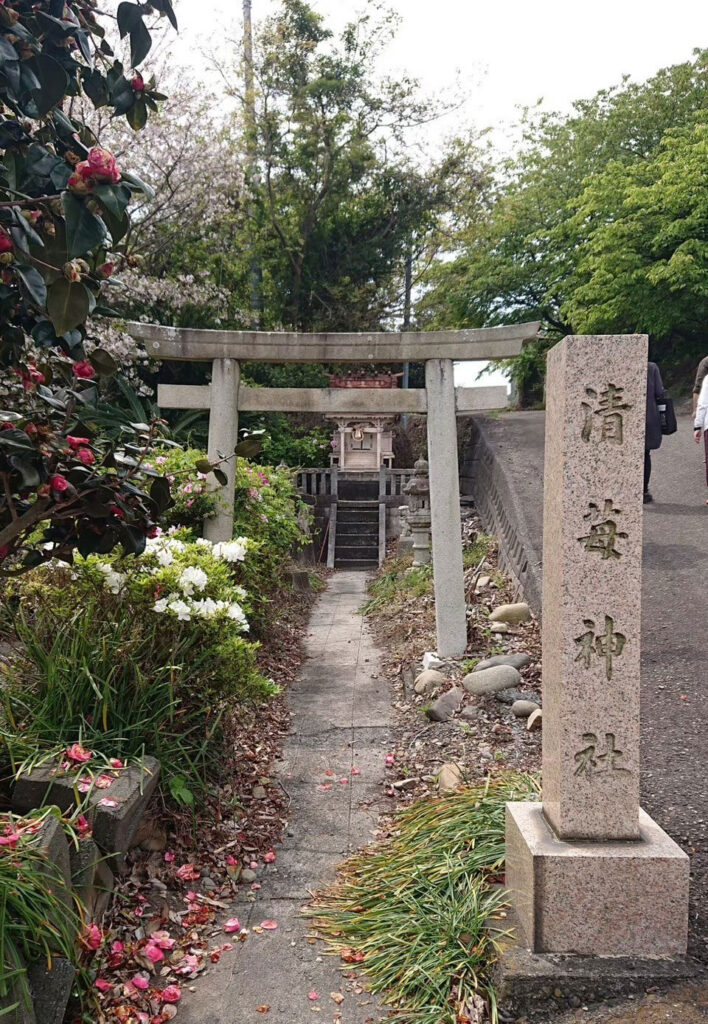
[153,448,311,617]
[0,534,275,802]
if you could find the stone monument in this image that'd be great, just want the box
[506,335,689,957]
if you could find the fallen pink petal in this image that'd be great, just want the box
[224,917,241,933]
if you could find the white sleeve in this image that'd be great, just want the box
[695,377,708,431]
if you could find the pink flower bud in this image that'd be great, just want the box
[76,447,95,466]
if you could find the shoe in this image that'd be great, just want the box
[643,492,653,504]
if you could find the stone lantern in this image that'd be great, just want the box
[403,457,431,565]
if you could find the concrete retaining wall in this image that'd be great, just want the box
[460,416,543,616]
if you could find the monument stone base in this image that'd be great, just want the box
[506,802,689,957]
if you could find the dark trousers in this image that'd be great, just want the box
[644,449,651,493]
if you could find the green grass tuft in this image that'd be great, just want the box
[307,773,539,1024]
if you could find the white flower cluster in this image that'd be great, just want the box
[97,562,125,595]
[146,534,250,629]
[211,538,248,563]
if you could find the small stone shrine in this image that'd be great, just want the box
[326,371,400,471]
[506,335,689,957]
[403,457,431,565]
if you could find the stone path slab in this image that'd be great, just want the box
[179,572,390,1024]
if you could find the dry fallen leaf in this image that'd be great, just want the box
[256,1006,270,1014]
[330,992,344,1005]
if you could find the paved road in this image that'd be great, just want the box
[179,573,390,1024]
[480,411,708,960]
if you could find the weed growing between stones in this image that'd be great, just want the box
[308,773,539,1024]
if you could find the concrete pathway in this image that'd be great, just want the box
[180,572,391,1024]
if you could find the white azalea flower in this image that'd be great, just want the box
[168,598,191,621]
[179,566,208,595]
[212,539,248,563]
[153,598,168,613]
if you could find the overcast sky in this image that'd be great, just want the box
[167,0,708,387]
[172,0,708,149]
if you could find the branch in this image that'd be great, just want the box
[0,498,51,550]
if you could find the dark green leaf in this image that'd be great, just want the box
[46,277,90,335]
[9,454,41,488]
[116,2,143,37]
[30,55,69,117]
[129,19,152,69]
[126,97,147,131]
[120,168,154,198]
[234,438,263,458]
[16,265,47,308]
[93,182,131,220]
[88,348,117,376]
[120,524,146,556]
[61,191,106,257]
[82,68,108,108]
[0,37,18,63]
[214,468,228,486]
[101,205,130,245]
[195,458,212,474]
[150,476,172,513]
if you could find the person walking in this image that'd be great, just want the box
[693,371,708,504]
[694,354,708,416]
[644,361,667,504]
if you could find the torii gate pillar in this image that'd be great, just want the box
[426,358,467,657]
[204,358,240,543]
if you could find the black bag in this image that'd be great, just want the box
[658,395,677,435]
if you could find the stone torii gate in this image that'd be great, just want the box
[126,320,540,657]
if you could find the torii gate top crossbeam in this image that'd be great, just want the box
[126,320,541,363]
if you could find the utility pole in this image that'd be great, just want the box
[243,0,263,329]
[401,249,412,428]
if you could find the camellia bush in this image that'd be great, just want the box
[0,0,178,573]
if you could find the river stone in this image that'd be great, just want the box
[437,763,463,795]
[474,653,532,672]
[489,602,531,624]
[252,785,267,799]
[414,669,446,695]
[241,868,257,882]
[511,700,540,718]
[426,686,463,722]
[462,665,522,696]
[422,651,445,671]
[527,708,542,732]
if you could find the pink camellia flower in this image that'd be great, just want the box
[184,890,199,903]
[94,774,113,789]
[175,862,200,882]
[76,815,91,837]
[0,228,13,254]
[150,930,176,950]
[83,924,102,951]
[97,261,114,278]
[95,978,112,993]
[66,742,92,762]
[131,73,145,92]
[0,831,20,848]
[50,474,69,494]
[175,953,200,975]
[385,753,395,765]
[161,985,181,1004]
[143,943,164,964]
[73,359,95,379]
[263,851,276,864]
[87,146,120,183]
[76,448,95,466]
[131,974,149,991]
[164,851,175,863]
[109,757,124,769]
[66,435,90,449]
[224,918,241,933]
